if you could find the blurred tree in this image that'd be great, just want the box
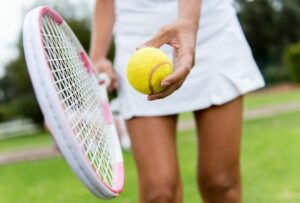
[279,1,300,46]
[0,0,116,124]
[0,2,93,124]
[4,0,298,123]
[237,0,281,68]
[237,0,300,83]
[285,43,300,83]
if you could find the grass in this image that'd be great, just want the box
[1,110,300,202]
[179,88,300,121]
[244,88,300,110]
[0,132,52,153]
[242,111,300,202]
[0,153,138,203]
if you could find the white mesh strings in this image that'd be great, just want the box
[41,15,113,187]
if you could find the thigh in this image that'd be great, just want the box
[126,115,181,196]
[194,96,243,181]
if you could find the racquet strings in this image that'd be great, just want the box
[41,14,113,187]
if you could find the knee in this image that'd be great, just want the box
[146,186,174,203]
[198,172,240,201]
[144,180,180,203]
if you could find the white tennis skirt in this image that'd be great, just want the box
[113,0,265,119]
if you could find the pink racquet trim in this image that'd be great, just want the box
[40,7,63,24]
[112,163,124,193]
[24,6,124,198]
[80,52,93,74]
[101,101,114,124]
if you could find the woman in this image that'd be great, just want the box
[90,0,265,202]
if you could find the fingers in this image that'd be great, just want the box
[136,20,196,99]
[105,69,118,92]
[180,46,195,68]
[148,83,177,100]
[138,26,174,49]
[148,46,192,100]
[172,48,180,68]
[94,59,119,92]
[106,73,118,93]
[149,50,192,100]
[161,65,190,87]
[148,80,183,101]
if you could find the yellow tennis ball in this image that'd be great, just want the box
[126,47,173,95]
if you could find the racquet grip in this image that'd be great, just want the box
[98,73,111,88]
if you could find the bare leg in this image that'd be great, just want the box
[126,115,182,203]
[194,97,243,203]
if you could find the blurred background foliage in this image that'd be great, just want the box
[0,0,299,124]
[0,1,94,124]
[237,0,300,83]
[285,43,300,83]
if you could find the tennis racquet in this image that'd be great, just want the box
[23,6,124,199]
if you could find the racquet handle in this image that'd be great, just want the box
[98,73,111,88]
[95,72,111,102]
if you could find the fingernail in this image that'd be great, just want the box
[161,82,170,87]
[136,45,146,50]
[148,95,155,100]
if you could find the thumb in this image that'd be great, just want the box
[138,27,172,49]
[161,66,190,87]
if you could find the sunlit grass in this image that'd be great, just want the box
[1,110,300,202]
[0,133,52,153]
[244,89,300,109]
[179,88,300,121]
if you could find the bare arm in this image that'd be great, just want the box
[90,0,117,91]
[90,0,115,61]
[179,0,201,27]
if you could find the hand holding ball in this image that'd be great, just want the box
[126,47,173,95]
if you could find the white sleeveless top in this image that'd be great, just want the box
[112,0,265,119]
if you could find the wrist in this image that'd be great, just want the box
[93,57,110,65]
[89,45,109,61]
[177,17,199,32]
[90,53,107,63]
[178,0,201,30]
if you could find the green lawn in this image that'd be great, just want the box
[1,110,300,202]
[244,88,300,110]
[0,132,52,153]
[242,111,300,202]
[179,88,300,121]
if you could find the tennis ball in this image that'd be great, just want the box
[126,47,173,95]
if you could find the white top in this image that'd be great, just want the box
[112,0,265,119]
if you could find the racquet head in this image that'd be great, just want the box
[23,6,124,199]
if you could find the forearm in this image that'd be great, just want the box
[90,0,115,62]
[178,0,202,29]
